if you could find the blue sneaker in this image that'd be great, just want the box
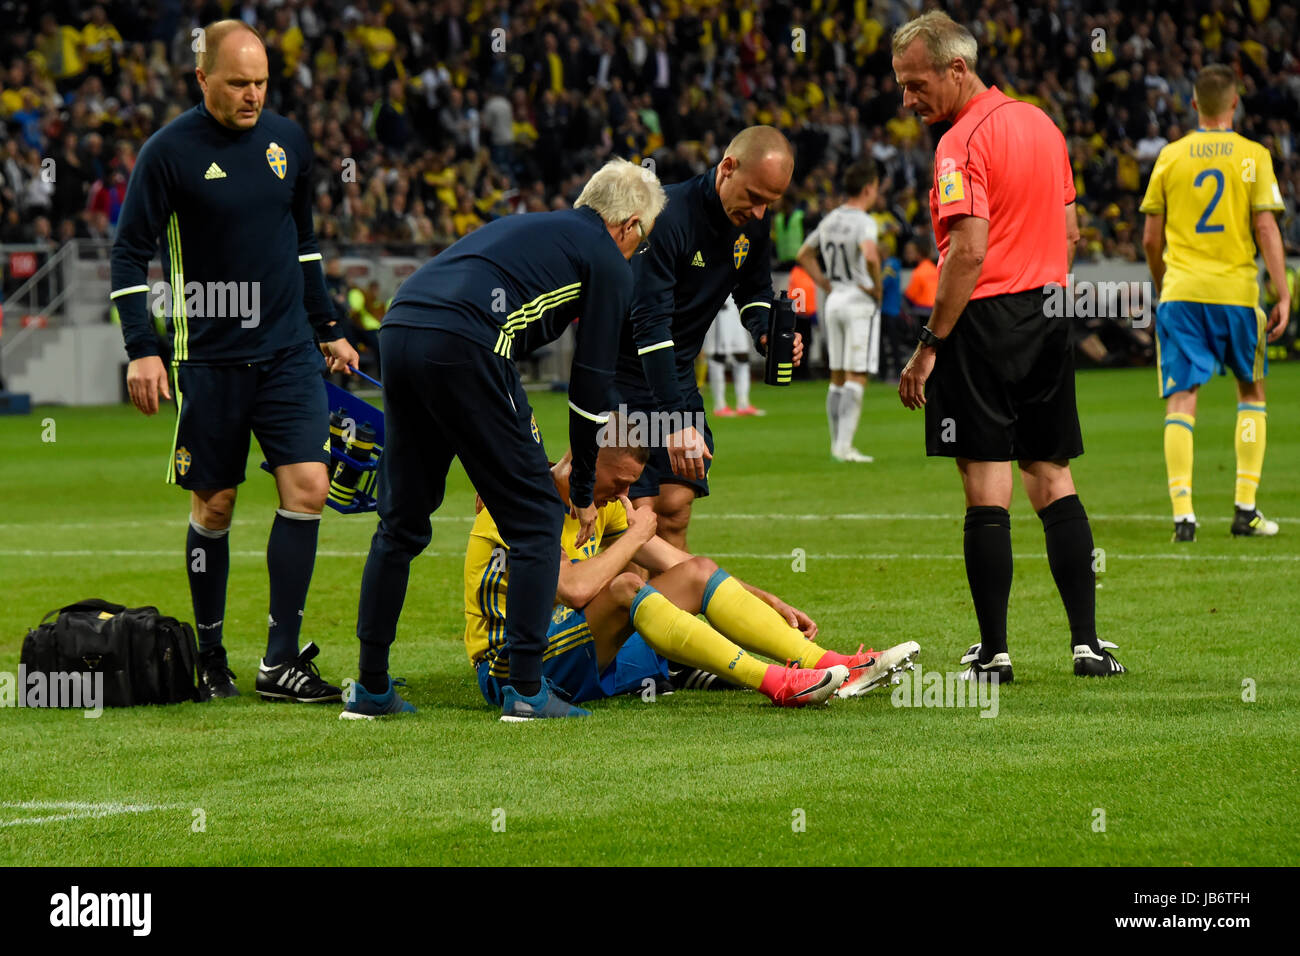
[500,679,591,721]
[339,677,417,720]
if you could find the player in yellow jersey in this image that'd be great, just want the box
[1140,64,1290,542]
[459,427,920,718]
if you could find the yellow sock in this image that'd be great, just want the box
[1164,412,1195,520]
[1235,403,1267,509]
[699,571,828,668]
[630,587,767,690]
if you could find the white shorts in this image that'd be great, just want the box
[704,301,751,357]
[823,290,879,374]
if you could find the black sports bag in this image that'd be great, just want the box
[20,599,203,707]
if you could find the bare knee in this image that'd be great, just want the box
[611,572,647,608]
[1166,386,1199,416]
[656,501,692,540]
[289,474,330,514]
[958,460,1013,510]
[1019,460,1077,512]
[192,489,237,530]
[684,555,718,587]
[280,473,329,514]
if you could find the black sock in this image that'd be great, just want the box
[1038,494,1100,653]
[963,506,1013,661]
[510,679,541,697]
[266,509,320,666]
[187,519,230,657]
[359,670,389,695]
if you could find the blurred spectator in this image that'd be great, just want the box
[346,278,385,377]
[902,239,937,322]
[878,244,909,382]
[772,196,805,268]
[786,262,818,378]
[82,7,124,81]
[0,0,1294,278]
[35,14,87,94]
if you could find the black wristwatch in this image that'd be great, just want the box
[917,325,945,349]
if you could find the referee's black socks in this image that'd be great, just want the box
[1037,494,1100,654]
[963,506,1012,661]
[266,509,321,665]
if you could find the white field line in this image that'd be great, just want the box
[0,801,182,829]
[0,512,1283,530]
[0,549,1295,563]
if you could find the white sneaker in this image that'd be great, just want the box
[839,446,875,463]
[836,641,921,698]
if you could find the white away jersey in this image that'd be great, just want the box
[809,205,878,295]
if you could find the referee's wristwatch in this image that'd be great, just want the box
[917,325,945,350]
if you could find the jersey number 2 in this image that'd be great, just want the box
[1193,168,1225,234]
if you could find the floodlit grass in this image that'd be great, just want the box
[1,364,1296,865]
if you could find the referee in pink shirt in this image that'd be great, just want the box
[893,11,1126,681]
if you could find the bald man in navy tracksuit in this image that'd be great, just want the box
[111,20,359,704]
[617,126,800,551]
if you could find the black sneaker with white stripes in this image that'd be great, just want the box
[666,661,740,691]
[1073,640,1127,677]
[255,642,342,702]
[958,643,1014,683]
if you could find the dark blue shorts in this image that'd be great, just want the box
[617,388,715,500]
[167,341,329,489]
[476,604,669,706]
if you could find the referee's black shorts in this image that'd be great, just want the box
[924,287,1083,462]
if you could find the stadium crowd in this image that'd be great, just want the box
[1,0,1298,290]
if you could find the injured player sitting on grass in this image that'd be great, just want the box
[464,425,920,713]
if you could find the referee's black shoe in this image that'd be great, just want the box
[198,648,239,700]
[1172,519,1197,542]
[1073,640,1127,677]
[958,643,1014,683]
[256,642,342,703]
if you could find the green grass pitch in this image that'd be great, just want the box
[1,364,1296,866]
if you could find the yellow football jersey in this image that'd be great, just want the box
[463,500,630,665]
[1140,130,1284,308]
